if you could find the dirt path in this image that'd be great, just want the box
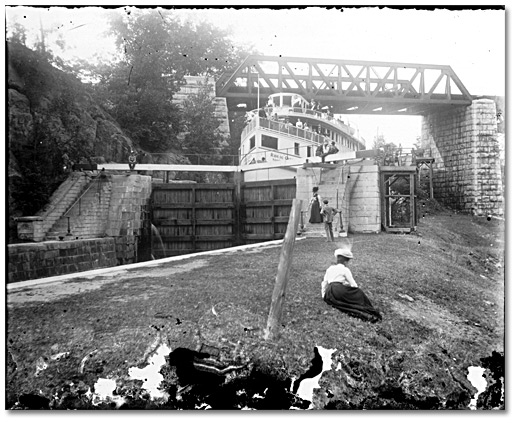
[7,260,209,305]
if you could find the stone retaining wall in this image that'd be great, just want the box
[105,175,152,266]
[347,163,381,233]
[422,99,503,216]
[296,161,381,233]
[7,238,117,283]
[10,174,153,282]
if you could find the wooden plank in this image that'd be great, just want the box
[152,183,234,190]
[380,173,387,229]
[234,171,243,245]
[242,234,286,240]
[99,163,239,173]
[155,219,235,226]
[241,217,290,224]
[161,235,235,242]
[264,199,302,340]
[380,166,417,172]
[191,187,196,252]
[242,200,293,207]
[241,179,296,188]
[152,203,236,209]
[385,227,412,233]
[410,172,416,227]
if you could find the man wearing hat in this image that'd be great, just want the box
[320,199,338,242]
[321,248,382,323]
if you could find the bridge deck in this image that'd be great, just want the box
[217,55,473,115]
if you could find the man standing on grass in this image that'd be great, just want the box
[320,200,339,242]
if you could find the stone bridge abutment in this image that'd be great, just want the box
[422,98,503,217]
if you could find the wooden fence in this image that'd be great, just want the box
[150,179,296,257]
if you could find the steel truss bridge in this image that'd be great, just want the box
[216,55,473,115]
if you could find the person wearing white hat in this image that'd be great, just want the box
[321,248,382,323]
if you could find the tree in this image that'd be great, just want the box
[85,8,251,153]
[7,22,28,46]
[372,133,388,150]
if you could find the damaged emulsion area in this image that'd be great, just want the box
[166,346,311,410]
[9,342,326,410]
[10,342,505,410]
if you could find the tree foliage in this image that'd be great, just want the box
[372,133,393,150]
[8,22,28,46]
[81,8,251,153]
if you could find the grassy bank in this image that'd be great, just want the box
[6,211,504,409]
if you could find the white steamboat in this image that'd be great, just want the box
[238,92,367,181]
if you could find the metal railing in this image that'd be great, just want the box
[242,110,365,148]
[242,115,330,145]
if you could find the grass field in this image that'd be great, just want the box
[6,210,505,410]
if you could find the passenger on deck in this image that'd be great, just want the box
[296,119,303,129]
[320,141,330,162]
[327,141,339,164]
[327,109,333,120]
[321,248,382,323]
[329,141,339,155]
[245,111,255,123]
[303,122,310,131]
[310,99,317,111]
[315,140,324,157]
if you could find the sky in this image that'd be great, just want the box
[4,4,506,149]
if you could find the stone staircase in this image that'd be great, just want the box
[38,172,93,234]
[46,176,112,240]
[299,165,349,239]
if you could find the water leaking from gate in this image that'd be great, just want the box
[151,224,166,260]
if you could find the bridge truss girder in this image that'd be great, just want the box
[216,55,473,115]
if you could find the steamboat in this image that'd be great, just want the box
[238,92,367,181]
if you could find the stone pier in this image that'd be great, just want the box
[422,98,503,216]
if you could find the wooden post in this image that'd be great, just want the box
[191,187,196,252]
[429,161,434,199]
[264,199,302,341]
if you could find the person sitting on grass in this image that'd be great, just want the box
[321,248,382,323]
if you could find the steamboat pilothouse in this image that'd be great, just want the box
[239,92,367,181]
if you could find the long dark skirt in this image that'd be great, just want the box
[324,282,382,323]
[309,200,323,223]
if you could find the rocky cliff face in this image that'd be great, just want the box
[8,43,135,165]
[7,42,137,239]
[7,43,232,242]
